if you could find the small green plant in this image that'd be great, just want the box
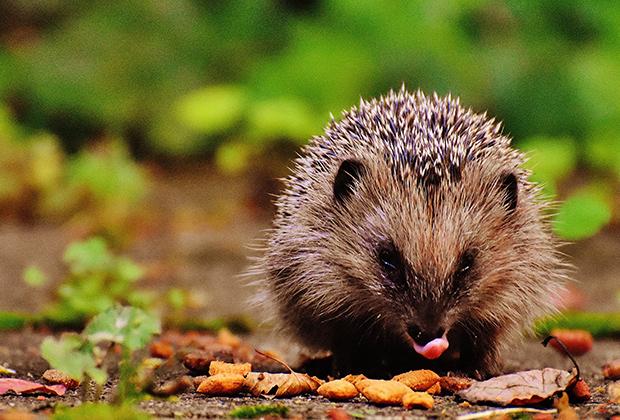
[52,402,151,420]
[41,305,161,404]
[229,404,289,419]
[25,237,155,326]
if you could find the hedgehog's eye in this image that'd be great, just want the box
[377,241,405,282]
[455,249,477,280]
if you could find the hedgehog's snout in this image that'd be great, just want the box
[406,323,450,360]
[407,323,445,344]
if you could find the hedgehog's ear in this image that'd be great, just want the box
[333,159,365,203]
[500,172,518,213]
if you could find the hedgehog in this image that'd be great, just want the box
[254,88,567,378]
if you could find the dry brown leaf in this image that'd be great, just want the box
[317,379,359,401]
[392,369,440,391]
[208,361,251,376]
[402,390,434,409]
[41,369,80,390]
[196,373,245,395]
[439,376,472,394]
[0,378,66,396]
[457,368,578,406]
[608,381,620,404]
[244,372,322,398]
[603,359,620,380]
[357,379,412,405]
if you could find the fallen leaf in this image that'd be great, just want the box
[456,407,557,420]
[392,369,440,391]
[0,378,66,396]
[457,368,577,406]
[209,361,251,376]
[244,372,322,398]
[603,359,620,380]
[317,379,359,401]
[549,329,593,356]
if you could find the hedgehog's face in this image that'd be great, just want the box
[325,155,550,366]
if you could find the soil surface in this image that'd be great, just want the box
[0,331,619,418]
[0,165,619,418]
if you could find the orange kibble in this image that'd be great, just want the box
[317,379,359,400]
[357,379,412,405]
[208,361,251,376]
[196,373,245,395]
[392,369,440,391]
[402,390,434,409]
[426,382,441,395]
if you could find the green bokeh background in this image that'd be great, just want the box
[1,0,619,240]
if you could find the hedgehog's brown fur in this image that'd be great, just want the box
[255,88,567,377]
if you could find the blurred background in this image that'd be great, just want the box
[0,1,618,326]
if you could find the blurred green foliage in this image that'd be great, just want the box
[22,236,198,328]
[0,1,618,239]
[0,106,149,241]
[32,237,155,324]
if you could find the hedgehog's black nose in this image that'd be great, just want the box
[407,323,445,345]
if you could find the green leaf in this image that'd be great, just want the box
[229,404,289,419]
[63,237,111,276]
[52,402,151,420]
[174,85,246,135]
[584,131,620,177]
[246,97,319,143]
[23,266,48,287]
[0,312,29,330]
[520,136,577,184]
[534,312,620,337]
[215,141,253,175]
[115,258,144,284]
[40,334,107,384]
[166,288,186,311]
[553,191,612,240]
[84,306,160,351]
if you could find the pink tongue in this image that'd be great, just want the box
[413,336,449,360]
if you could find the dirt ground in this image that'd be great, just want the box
[0,330,619,418]
[0,166,619,418]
